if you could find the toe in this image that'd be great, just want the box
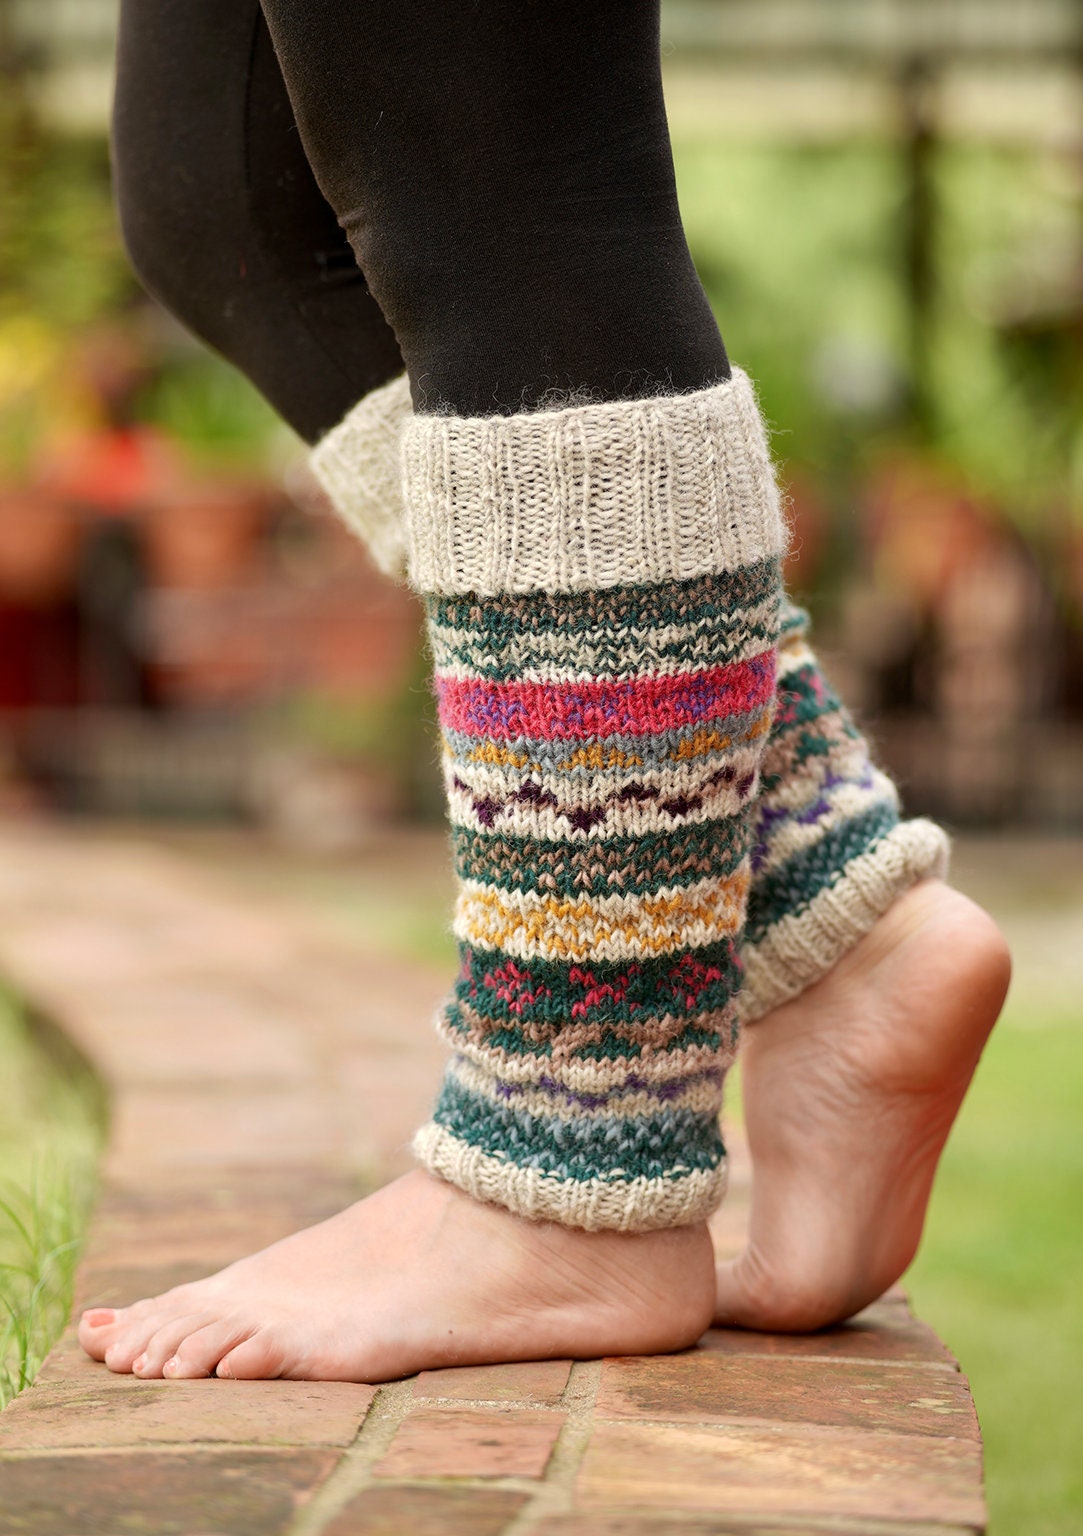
[216,1332,286,1381]
[78,1309,124,1360]
[163,1318,252,1381]
[104,1315,171,1375]
[133,1315,213,1378]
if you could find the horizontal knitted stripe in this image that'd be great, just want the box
[445,1055,725,1124]
[428,599,780,684]
[454,870,749,963]
[442,711,772,778]
[445,750,761,841]
[431,1072,725,1182]
[455,938,743,1027]
[426,561,781,640]
[752,770,899,877]
[449,820,747,898]
[444,710,771,789]
[413,1121,728,1231]
[746,800,901,941]
[739,818,951,1022]
[403,370,784,595]
[445,997,734,1059]
[440,1026,735,1093]
[435,652,776,742]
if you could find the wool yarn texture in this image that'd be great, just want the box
[401,371,785,1232]
[739,603,949,1020]
[310,372,951,1037]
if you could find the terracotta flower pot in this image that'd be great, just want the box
[0,491,81,606]
[143,482,266,590]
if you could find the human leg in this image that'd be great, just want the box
[81,0,773,1380]
[111,0,402,443]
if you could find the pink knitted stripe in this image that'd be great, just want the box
[435,652,777,742]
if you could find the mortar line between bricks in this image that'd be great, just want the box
[503,1357,602,1536]
[284,1377,415,1536]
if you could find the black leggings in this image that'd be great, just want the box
[112,0,729,437]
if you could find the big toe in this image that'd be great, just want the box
[78,1308,126,1361]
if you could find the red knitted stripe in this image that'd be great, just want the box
[435,651,776,741]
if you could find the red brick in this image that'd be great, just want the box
[323,1485,527,1536]
[414,1359,571,1405]
[0,1378,376,1451]
[0,1449,337,1536]
[595,1355,976,1439]
[575,1421,985,1526]
[376,1407,565,1479]
[697,1306,954,1367]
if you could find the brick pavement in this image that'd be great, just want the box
[0,824,986,1535]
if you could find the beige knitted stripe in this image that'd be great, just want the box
[403,369,785,595]
[444,1053,726,1123]
[738,818,951,1023]
[453,870,749,964]
[444,744,762,840]
[309,373,412,579]
[438,1029,736,1094]
[413,1121,728,1232]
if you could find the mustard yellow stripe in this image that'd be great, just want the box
[453,871,750,962]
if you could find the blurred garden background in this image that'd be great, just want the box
[0,1,1081,1531]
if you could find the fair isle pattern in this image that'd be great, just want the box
[739,604,950,1022]
[417,566,781,1231]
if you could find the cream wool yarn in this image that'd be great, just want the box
[309,372,411,578]
[401,375,785,1230]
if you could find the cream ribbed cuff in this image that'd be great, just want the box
[413,1121,728,1232]
[309,374,412,579]
[403,368,785,595]
[737,818,951,1023]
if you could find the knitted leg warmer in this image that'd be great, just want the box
[400,371,785,1231]
[310,377,950,1032]
[738,604,949,1021]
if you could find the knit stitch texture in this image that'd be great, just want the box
[310,373,412,578]
[406,379,785,1231]
[739,605,950,1021]
[311,378,951,1036]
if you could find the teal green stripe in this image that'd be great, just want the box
[425,559,781,637]
[746,801,900,942]
[432,1074,725,1184]
[455,937,744,1028]
[450,819,748,898]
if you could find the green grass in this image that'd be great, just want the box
[0,988,105,1406]
[908,997,1083,1536]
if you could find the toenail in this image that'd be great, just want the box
[218,1358,234,1380]
[163,1356,178,1376]
[84,1309,115,1327]
[133,1354,146,1373]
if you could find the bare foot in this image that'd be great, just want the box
[78,1169,715,1381]
[714,879,1011,1331]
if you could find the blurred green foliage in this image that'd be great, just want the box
[0,988,104,1404]
[674,138,1083,545]
[909,1004,1083,1536]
